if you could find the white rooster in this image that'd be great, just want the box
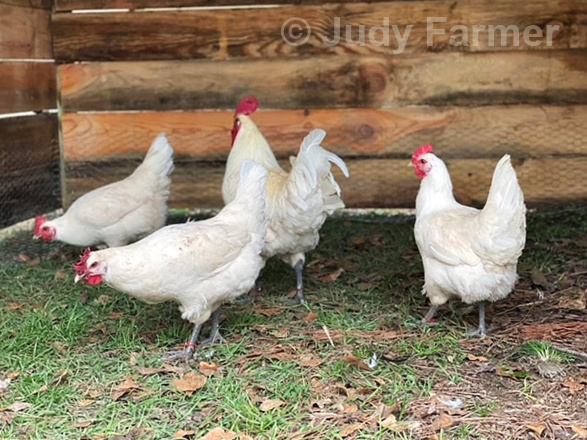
[412,145,526,335]
[222,96,349,303]
[74,161,268,360]
[34,133,174,248]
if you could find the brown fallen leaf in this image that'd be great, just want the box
[259,399,285,412]
[341,403,359,414]
[431,413,456,431]
[172,372,207,396]
[2,402,31,412]
[319,268,344,284]
[296,354,323,368]
[17,254,40,265]
[70,421,93,429]
[111,377,141,402]
[137,367,166,376]
[198,427,237,440]
[5,302,24,311]
[302,312,318,323]
[340,423,363,437]
[563,377,585,394]
[199,362,220,377]
[571,425,587,438]
[341,355,372,371]
[467,354,488,362]
[526,423,546,436]
[173,429,198,438]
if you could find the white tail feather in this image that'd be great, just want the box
[135,133,175,188]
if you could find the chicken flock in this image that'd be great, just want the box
[33,96,526,360]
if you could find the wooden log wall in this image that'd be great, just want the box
[53,0,587,209]
[0,0,60,229]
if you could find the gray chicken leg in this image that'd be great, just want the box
[199,308,226,346]
[161,323,202,362]
[468,302,488,336]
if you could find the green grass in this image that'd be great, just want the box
[0,208,586,440]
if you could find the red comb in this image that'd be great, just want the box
[74,248,92,275]
[412,144,434,162]
[235,96,259,116]
[34,216,47,236]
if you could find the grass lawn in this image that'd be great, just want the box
[0,208,586,440]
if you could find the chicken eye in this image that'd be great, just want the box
[420,159,426,164]
[90,262,98,268]
[42,226,48,231]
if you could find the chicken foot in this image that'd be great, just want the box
[199,308,226,346]
[421,305,439,325]
[468,302,488,337]
[292,259,305,304]
[161,323,202,362]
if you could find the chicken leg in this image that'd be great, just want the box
[199,308,226,346]
[468,302,488,337]
[161,323,202,362]
[422,305,439,325]
[294,259,305,304]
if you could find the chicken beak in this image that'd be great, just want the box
[408,161,415,167]
[74,273,84,284]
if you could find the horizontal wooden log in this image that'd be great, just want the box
[0,163,61,228]
[53,0,418,13]
[61,106,587,161]
[0,0,51,9]
[52,0,586,62]
[0,113,60,174]
[0,4,52,59]
[59,49,587,112]
[64,156,587,210]
[0,63,56,113]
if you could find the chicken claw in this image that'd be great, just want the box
[161,323,202,362]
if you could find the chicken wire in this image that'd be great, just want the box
[0,141,61,230]
[62,125,587,213]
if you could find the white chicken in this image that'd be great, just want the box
[34,133,174,248]
[222,96,349,303]
[73,161,268,360]
[412,145,526,335]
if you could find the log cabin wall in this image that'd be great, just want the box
[52,0,587,210]
[0,0,60,228]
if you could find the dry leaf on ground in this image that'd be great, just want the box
[572,425,587,438]
[259,399,285,412]
[1,402,31,412]
[525,423,546,436]
[340,423,363,437]
[172,372,207,395]
[198,427,236,440]
[111,377,142,402]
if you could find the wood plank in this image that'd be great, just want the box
[53,0,422,13]
[0,114,59,174]
[61,106,587,161]
[64,156,587,210]
[0,0,52,9]
[52,0,587,62]
[59,50,587,112]
[0,5,52,59]
[0,163,61,228]
[0,63,56,113]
